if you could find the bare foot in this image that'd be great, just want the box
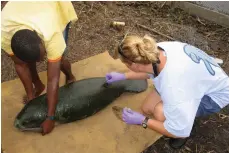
[34,83,45,97]
[23,94,35,104]
[22,83,45,104]
[66,76,76,84]
[23,95,29,104]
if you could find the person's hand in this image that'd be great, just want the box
[105,72,126,84]
[41,119,55,135]
[122,107,146,125]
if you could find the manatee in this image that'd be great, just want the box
[14,77,148,132]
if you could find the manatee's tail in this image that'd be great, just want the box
[112,106,125,122]
[123,79,148,93]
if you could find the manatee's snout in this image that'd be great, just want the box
[14,118,43,133]
[14,118,25,130]
[14,119,43,133]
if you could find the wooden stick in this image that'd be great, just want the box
[160,1,167,8]
[136,23,177,41]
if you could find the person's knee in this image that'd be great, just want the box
[141,91,161,115]
[141,103,153,115]
[61,56,66,62]
[61,57,69,66]
[153,103,165,122]
[141,104,148,114]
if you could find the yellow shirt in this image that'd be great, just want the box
[1,1,78,62]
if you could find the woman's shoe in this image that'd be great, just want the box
[169,137,189,149]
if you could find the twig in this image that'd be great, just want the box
[136,23,176,41]
[89,3,94,12]
[184,146,192,152]
[160,1,166,8]
[196,16,206,25]
[104,8,107,16]
[78,5,86,16]
[203,119,216,124]
[206,32,213,37]
[206,27,229,37]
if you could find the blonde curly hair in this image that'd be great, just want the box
[114,35,160,64]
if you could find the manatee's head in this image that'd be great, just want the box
[14,102,46,132]
[14,115,42,130]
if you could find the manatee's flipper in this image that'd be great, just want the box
[112,106,125,122]
[122,79,148,93]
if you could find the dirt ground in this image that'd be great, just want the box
[1,2,229,153]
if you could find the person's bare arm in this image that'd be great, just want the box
[11,55,34,101]
[147,119,179,138]
[46,60,61,116]
[125,71,150,80]
[40,60,61,135]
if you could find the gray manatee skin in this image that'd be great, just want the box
[14,77,147,132]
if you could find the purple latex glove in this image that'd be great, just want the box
[122,107,146,125]
[105,72,126,84]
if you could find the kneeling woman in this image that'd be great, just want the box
[105,34,229,149]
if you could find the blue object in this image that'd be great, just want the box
[183,44,220,76]
[47,116,55,120]
[196,95,221,117]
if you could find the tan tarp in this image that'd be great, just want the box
[1,51,161,153]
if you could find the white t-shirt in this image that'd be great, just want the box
[151,41,229,137]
